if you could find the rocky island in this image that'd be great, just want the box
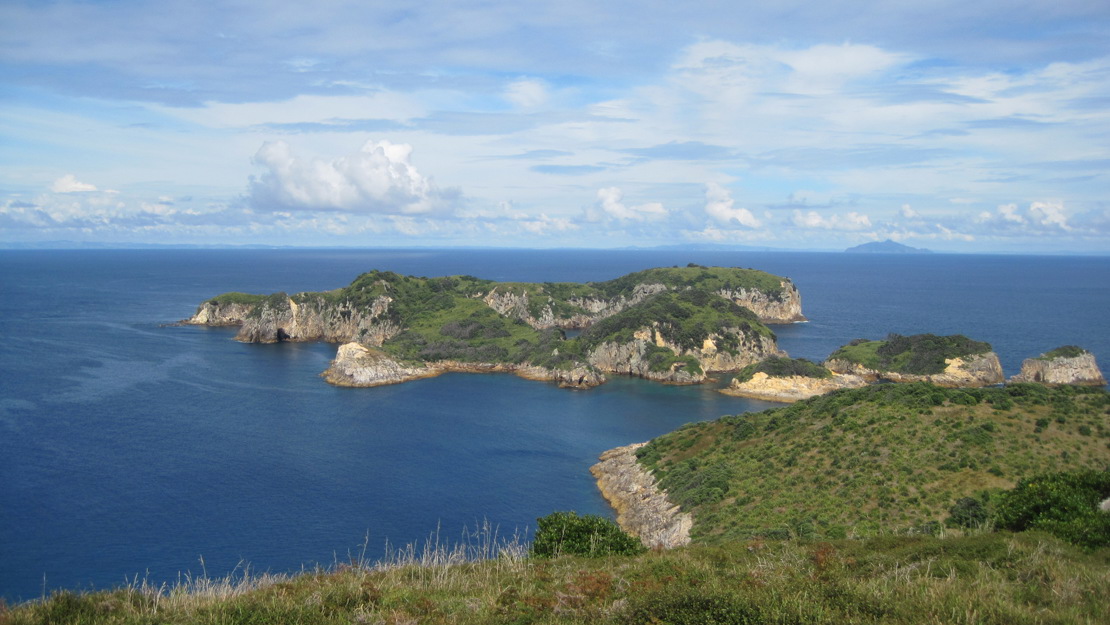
[1009,345,1106,386]
[185,265,804,389]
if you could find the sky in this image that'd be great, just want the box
[2,1,1109,253]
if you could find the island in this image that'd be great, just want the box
[845,239,931,253]
[184,265,805,389]
[722,334,1005,402]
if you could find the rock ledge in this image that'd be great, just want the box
[590,443,692,549]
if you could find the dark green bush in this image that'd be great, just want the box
[992,469,1110,549]
[947,497,988,528]
[531,511,645,558]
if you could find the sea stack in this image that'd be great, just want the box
[1010,346,1106,386]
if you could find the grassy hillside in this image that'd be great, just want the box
[7,532,1107,624]
[635,384,1110,541]
[828,333,993,375]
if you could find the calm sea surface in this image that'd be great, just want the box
[1,249,1107,601]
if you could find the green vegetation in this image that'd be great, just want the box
[1038,345,1088,360]
[531,511,646,558]
[7,532,1107,624]
[579,290,773,352]
[828,333,993,375]
[732,356,832,383]
[993,469,1110,549]
[207,292,269,306]
[591,265,787,299]
[636,383,1110,541]
[214,267,785,374]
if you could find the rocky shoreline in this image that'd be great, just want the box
[321,342,605,389]
[720,371,869,402]
[590,443,692,549]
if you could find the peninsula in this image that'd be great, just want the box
[185,265,805,389]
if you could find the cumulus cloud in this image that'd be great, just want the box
[975,201,1072,232]
[50,174,97,193]
[791,209,872,230]
[248,140,458,215]
[1028,200,1071,231]
[595,187,667,221]
[704,183,761,228]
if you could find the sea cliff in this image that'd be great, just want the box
[590,442,692,549]
[322,342,604,389]
[1010,347,1106,386]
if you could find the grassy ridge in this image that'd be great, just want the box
[635,384,1110,541]
[6,533,1107,624]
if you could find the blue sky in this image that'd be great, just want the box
[2,1,1109,252]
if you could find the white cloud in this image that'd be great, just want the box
[704,183,761,228]
[595,187,667,221]
[248,140,457,215]
[505,78,549,108]
[1028,200,1071,231]
[791,209,872,230]
[900,204,920,219]
[50,174,97,193]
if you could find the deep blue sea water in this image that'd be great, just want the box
[0,249,1107,601]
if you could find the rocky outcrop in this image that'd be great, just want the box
[721,371,869,402]
[1009,350,1106,386]
[184,301,255,326]
[323,343,437,386]
[481,288,593,330]
[824,352,1004,387]
[716,281,806,324]
[481,279,806,330]
[586,325,782,384]
[322,342,606,389]
[591,443,691,549]
[191,295,403,345]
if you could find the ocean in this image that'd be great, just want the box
[0,248,1107,601]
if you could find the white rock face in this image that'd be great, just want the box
[722,371,868,403]
[824,352,1005,387]
[322,343,435,387]
[716,280,806,324]
[321,342,606,389]
[591,443,692,550]
[1010,351,1106,386]
[585,324,782,384]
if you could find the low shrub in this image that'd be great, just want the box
[531,511,645,558]
[992,469,1110,549]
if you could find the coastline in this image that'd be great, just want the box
[590,442,692,549]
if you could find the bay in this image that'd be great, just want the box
[0,248,1106,601]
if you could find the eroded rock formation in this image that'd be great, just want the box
[590,442,691,549]
[1010,349,1106,386]
[721,371,869,402]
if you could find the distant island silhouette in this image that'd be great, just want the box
[845,239,932,254]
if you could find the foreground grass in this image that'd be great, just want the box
[5,532,1108,624]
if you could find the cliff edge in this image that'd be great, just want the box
[590,443,691,549]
